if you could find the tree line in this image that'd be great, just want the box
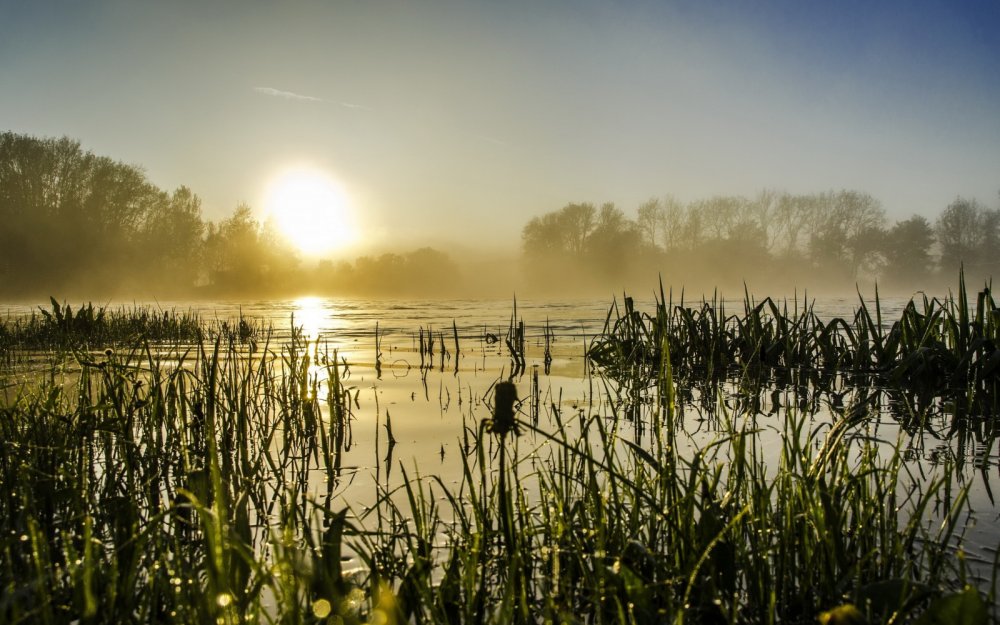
[0,132,466,298]
[521,191,1000,293]
[1,131,996,298]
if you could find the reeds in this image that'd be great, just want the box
[589,274,1000,417]
[355,385,985,624]
[0,298,265,366]
[0,297,994,624]
[0,321,354,623]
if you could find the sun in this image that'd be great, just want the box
[264,168,359,257]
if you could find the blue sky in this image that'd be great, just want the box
[2,0,998,254]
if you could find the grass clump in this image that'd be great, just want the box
[358,383,987,624]
[0,303,994,624]
[0,298,268,367]
[588,274,1000,417]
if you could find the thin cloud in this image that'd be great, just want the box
[253,86,370,111]
[339,101,369,110]
[476,134,508,147]
[254,86,323,102]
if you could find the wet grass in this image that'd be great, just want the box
[0,296,995,624]
[589,274,1000,418]
[0,298,264,366]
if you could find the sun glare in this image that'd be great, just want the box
[265,168,359,257]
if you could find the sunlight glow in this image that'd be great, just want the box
[292,296,327,340]
[265,168,359,257]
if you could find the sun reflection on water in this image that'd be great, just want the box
[291,297,332,400]
[292,296,327,340]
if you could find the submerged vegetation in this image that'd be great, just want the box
[1,279,998,623]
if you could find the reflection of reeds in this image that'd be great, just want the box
[543,317,553,375]
[374,321,383,379]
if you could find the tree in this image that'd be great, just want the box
[660,195,686,251]
[584,203,643,281]
[808,191,886,281]
[772,193,817,258]
[139,186,205,290]
[936,197,985,272]
[882,215,935,287]
[202,204,300,292]
[561,202,597,254]
[636,197,663,248]
[521,202,597,259]
[0,132,177,294]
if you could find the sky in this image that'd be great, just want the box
[2,0,999,257]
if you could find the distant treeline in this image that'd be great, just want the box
[522,191,1000,293]
[1,131,996,298]
[0,132,468,298]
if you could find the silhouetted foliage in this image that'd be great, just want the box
[0,132,472,298]
[0,132,204,295]
[200,205,301,294]
[522,201,652,291]
[522,202,597,258]
[883,215,935,288]
[936,197,1000,278]
[806,191,886,281]
[520,188,997,294]
[320,247,461,296]
[2,131,995,299]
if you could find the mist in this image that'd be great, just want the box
[1,131,996,303]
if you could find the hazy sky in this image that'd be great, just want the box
[2,0,998,256]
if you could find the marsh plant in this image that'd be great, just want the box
[589,274,1000,419]
[0,294,995,624]
[0,298,267,368]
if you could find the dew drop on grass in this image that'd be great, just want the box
[216,592,233,608]
[312,598,331,618]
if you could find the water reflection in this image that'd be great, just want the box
[292,296,327,340]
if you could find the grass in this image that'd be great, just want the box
[0,298,265,367]
[588,273,1000,418]
[0,290,995,624]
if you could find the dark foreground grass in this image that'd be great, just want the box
[0,309,995,624]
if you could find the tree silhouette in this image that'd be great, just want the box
[883,216,935,288]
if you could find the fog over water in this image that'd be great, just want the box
[1,0,998,277]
